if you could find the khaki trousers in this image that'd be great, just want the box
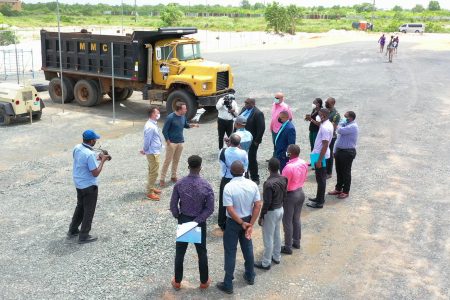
[146,154,160,193]
[160,142,184,180]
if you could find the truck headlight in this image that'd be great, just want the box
[202,83,208,90]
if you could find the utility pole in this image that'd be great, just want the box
[371,0,376,28]
[134,0,137,23]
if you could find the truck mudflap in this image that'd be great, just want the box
[0,102,15,116]
[197,89,235,107]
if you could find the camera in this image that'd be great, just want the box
[223,94,235,111]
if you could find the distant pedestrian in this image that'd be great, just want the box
[160,102,199,187]
[216,161,262,295]
[281,144,308,253]
[67,129,111,244]
[239,98,265,185]
[325,97,340,179]
[386,36,395,63]
[307,109,333,209]
[393,35,399,54]
[378,33,386,53]
[270,92,293,157]
[140,107,162,201]
[274,111,296,172]
[218,134,248,231]
[254,158,287,270]
[170,155,215,291]
[233,116,253,153]
[328,111,359,199]
[305,98,323,151]
[216,94,238,149]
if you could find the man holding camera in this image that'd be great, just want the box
[67,129,111,244]
[216,94,238,149]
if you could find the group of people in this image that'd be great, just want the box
[66,93,359,293]
[378,33,399,63]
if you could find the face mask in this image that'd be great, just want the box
[325,103,331,109]
[286,152,291,158]
[156,113,161,120]
[315,115,321,122]
[278,117,283,123]
[341,117,347,124]
[312,103,316,109]
[274,98,280,104]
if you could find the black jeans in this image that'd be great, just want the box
[335,149,356,193]
[248,142,260,182]
[326,137,337,175]
[218,177,232,229]
[217,118,234,149]
[69,185,98,239]
[174,214,208,284]
[314,167,327,204]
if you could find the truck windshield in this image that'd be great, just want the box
[176,43,202,61]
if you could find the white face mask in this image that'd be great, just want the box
[156,113,161,120]
[315,115,321,122]
[312,103,316,109]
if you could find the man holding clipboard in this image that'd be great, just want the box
[307,108,334,209]
[170,155,215,290]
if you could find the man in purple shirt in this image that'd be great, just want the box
[170,155,215,291]
[328,111,359,199]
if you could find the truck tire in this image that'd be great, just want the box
[74,79,100,107]
[125,88,133,99]
[107,88,129,101]
[49,77,75,104]
[166,89,198,120]
[0,109,12,125]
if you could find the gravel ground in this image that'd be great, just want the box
[1,36,449,299]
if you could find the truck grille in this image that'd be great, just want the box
[216,71,229,91]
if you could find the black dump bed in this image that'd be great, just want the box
[40,27,197,82]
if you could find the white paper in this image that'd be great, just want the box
[176,221,198,238]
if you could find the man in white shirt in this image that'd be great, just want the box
[216,161,262,294]
[216,94,238,149]
[307,108,334,209]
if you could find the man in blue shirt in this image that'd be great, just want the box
[218,134,248,231]
[233,116,253,153]
[274,111,296,172]
[68,129,110,244]
[160,102,199,187]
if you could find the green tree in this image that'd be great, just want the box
[160,3,183,26]
[240,0,251,10]
[392,5,403,12]
[286,5,301,34]
[412,4,425,12]
[254,2,266,10]
[264,2,287,34]
[353,3,375,13]
[428,1,440,11]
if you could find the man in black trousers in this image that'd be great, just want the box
[239,98,265,185]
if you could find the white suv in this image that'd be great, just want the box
[399,23,425,33]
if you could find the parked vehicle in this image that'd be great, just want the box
[0,83,44,125]
[399,23,425,34]
[41,27,234,119]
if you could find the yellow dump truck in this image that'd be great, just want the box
[0,83,44,125]
[41,27,234,119]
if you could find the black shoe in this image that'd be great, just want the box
[272,257,280,264]
[78,235,98,244]
[254,261,271,270]
[292,243,300,249]
[307,202,323,209]
[243,273,254,285]
[281,246,292,255]
[308,197,319,202]
[66,230,79,239]
[216,282,233,294]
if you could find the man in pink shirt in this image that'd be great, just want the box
[270,92,293,156]
[280,144,308,254]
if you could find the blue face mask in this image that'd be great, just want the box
[274,98,280,104]
[341,117,348,124]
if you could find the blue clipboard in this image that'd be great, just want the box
[310,153,326,167]
[176,225,201,244]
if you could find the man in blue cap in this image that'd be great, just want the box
[67,129,111,244]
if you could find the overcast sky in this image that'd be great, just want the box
[24,0,450,10]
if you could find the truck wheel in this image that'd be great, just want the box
[49,77,75,103]
[74,80,100,107]
[0,109,12,125]
[166,89,198,120]
[32,111,42,120]
[107,88,129,101]
[125,88,134,99]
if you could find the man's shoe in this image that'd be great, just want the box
[66,230,79,239]
[171,278,181,291]
[216,282,233,294]
[272,257,280,264]
[326,174,332,179]
[199,278,211,289]
[307,202,323,209]
[328,189,342,196]
[170,177,178,183]
[254,261,271,270]
[152,188,162,194]
[159,180,165,187]
[337,193,349,199]
[308,197,319,203]
[78,235,98,244]
[146,193,160,201]
[281,246,293,255]
[243,273,254,285]
[292,243,300,249]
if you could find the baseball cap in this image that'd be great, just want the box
[235,116,247,125]
[82,129,100,140]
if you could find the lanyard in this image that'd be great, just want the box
[275,120,289,145]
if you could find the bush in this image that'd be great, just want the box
[0,30,18,46]
[425,21,443,32]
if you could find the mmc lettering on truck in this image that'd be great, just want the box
[41,27,234,119]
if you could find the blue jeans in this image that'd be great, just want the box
[223,216,255,289]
